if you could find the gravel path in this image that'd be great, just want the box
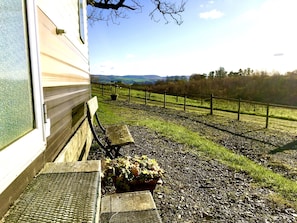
[88,101,297,222]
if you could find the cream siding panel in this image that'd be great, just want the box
[37,6,90,87]
[37,0,88,57]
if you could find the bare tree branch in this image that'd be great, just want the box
[149,0,186,25]
[87,0,186,25]
[88,0,136,10]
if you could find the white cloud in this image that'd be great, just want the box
[199,9,224,19]
[200,1,215,8]
[125,53,135,59]
[91,61,115,74]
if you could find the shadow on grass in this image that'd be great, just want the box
[196,121,278,146]
[116,100,280,147]
[269,140,297,154]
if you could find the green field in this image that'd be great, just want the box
[92,83,297,130]
[91,86,297,210]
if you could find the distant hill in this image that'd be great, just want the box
[91,75,166,85]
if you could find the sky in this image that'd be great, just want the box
[87,0,297,76]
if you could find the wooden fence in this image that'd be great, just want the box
[94,84,297,129]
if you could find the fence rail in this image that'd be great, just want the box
[93,83,297,129]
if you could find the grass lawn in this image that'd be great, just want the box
[94,94,297,209]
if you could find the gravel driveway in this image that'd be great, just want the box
[88,101,297,222]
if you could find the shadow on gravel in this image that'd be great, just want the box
[118,101,281,148]
[179,115,278,147]
[269,140,297,154]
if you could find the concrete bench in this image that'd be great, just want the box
[1,161,101,223]
[86,96,134,159]
[101,190,162,223]
[1,161,162,223]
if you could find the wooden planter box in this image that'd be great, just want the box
[114,178,159,193]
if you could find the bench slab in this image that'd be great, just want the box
[41,160,100,173]
[2,161,101,223]
[105,124,134,147]
[101,191,162,223]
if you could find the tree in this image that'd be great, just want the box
[244,67,253,76]
[215,67,227,78]
[87,0,186,25]
[189,73,206,81]
[208,71,215,79]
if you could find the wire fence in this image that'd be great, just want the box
[93,83,297,129]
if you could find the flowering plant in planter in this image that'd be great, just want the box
[102,155,164,192]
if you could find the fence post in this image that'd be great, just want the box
[266,103,270,128]
[184,95,187,111]
[163,91,166,108]
[101,84,104,96]
[128,87,131,103]
[237,98,241,121]
[145,90,147,105]
[210,94,213,115]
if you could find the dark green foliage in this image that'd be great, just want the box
[91,69,297,106]
[144,71,297,106]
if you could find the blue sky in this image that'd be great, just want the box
[87,0,297,76]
